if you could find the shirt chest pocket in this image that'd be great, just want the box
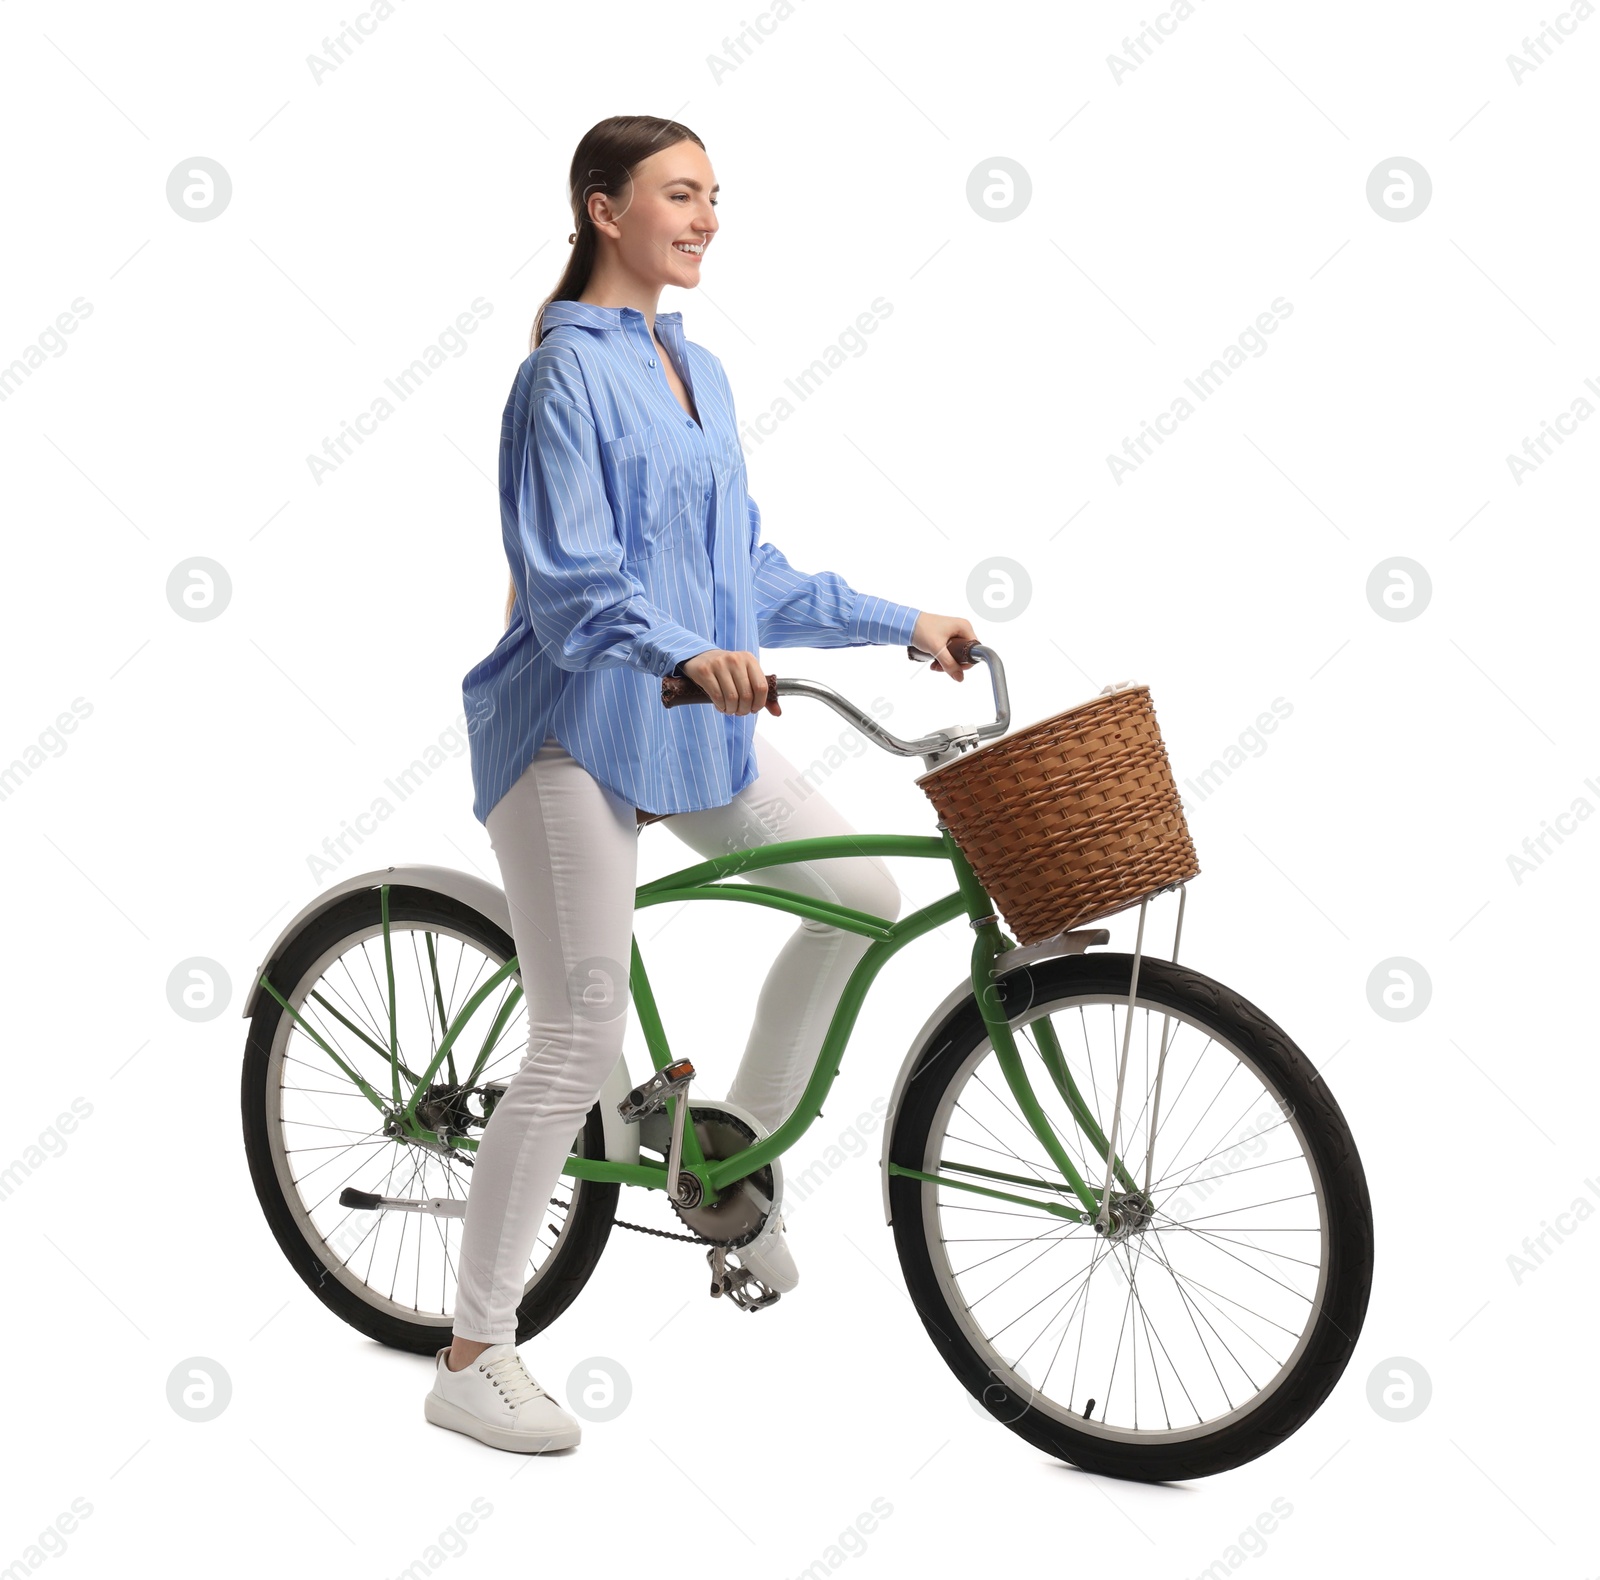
[601,422,696,564]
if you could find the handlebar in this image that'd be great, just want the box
[658,637,1011,767]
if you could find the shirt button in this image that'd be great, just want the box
[685,418,694,427]
[647,358,656,367]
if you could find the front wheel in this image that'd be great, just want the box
[886,951,1373,1481]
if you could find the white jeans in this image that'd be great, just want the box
[452,730,901,1344]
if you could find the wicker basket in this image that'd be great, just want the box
[914,684,1199,945]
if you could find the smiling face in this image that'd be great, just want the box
[589,138,719,291]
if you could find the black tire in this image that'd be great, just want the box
[887,950,1374,1481]
[241,885,619,1355]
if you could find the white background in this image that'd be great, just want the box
[2,0,1594,1575]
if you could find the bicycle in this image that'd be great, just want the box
[240,639,1373,1482]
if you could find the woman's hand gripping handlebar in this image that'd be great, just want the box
[660,635,981,713]
[661,650,783,716]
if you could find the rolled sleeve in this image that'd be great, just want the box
[514,391,714,676]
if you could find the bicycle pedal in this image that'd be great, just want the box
[705,1245,782,1313]
[617,1058,695,1123]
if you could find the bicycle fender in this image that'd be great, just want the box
[241,863,516,1020]
[240,862,640,1170]
[879,975,986,1228]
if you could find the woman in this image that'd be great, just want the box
[435,114,977,1455]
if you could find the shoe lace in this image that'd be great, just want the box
[480,1351,546,1410]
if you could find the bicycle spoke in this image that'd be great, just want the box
[968,1068,1092,1184]
[1149,1214,1318,1298]
[962,1222,1084,1315]
[1123,1239,1190,1427]
[1141,1227,1286,1373]
[946,1219,1090,1280]
[1150,1061,1243,1198]
[1148,1095,1292,1203]
[941,1128,1085,1204]
[298,1135,399,1209]
[1148,1143,1299,1197]
[1139,1226,1256,1402]
[987,1247,1103,1350]
[1160,1190,1316,1228]
[1150,1219,1324,1273]
[1148,1258,1304,1346]
[1068,1232,1111,1411]
[412,929,450,1084]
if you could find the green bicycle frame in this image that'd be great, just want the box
[257,832,1141,1226]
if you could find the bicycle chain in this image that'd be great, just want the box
[544,1195,716,1245]
[611,1216,718,1245]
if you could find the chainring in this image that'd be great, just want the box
[664,1103,780,1250]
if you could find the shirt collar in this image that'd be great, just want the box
[542,300,683,335]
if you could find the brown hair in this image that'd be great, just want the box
[503,114,706,630]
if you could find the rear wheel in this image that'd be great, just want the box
[887,951,1373,1481]
[241,886,619,1355]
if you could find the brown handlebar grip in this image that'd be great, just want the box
[661,671,780,709]
[905,635,980,667]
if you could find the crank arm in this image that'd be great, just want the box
[618,1059,699,1203]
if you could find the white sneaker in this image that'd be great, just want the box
[734,1213,799,1293]
[424,1342,581,1453]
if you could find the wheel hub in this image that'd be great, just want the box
[414,1082,478,1136]
[1099,1189,1154,1244]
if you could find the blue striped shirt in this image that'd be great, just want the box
[461,300,922,825]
